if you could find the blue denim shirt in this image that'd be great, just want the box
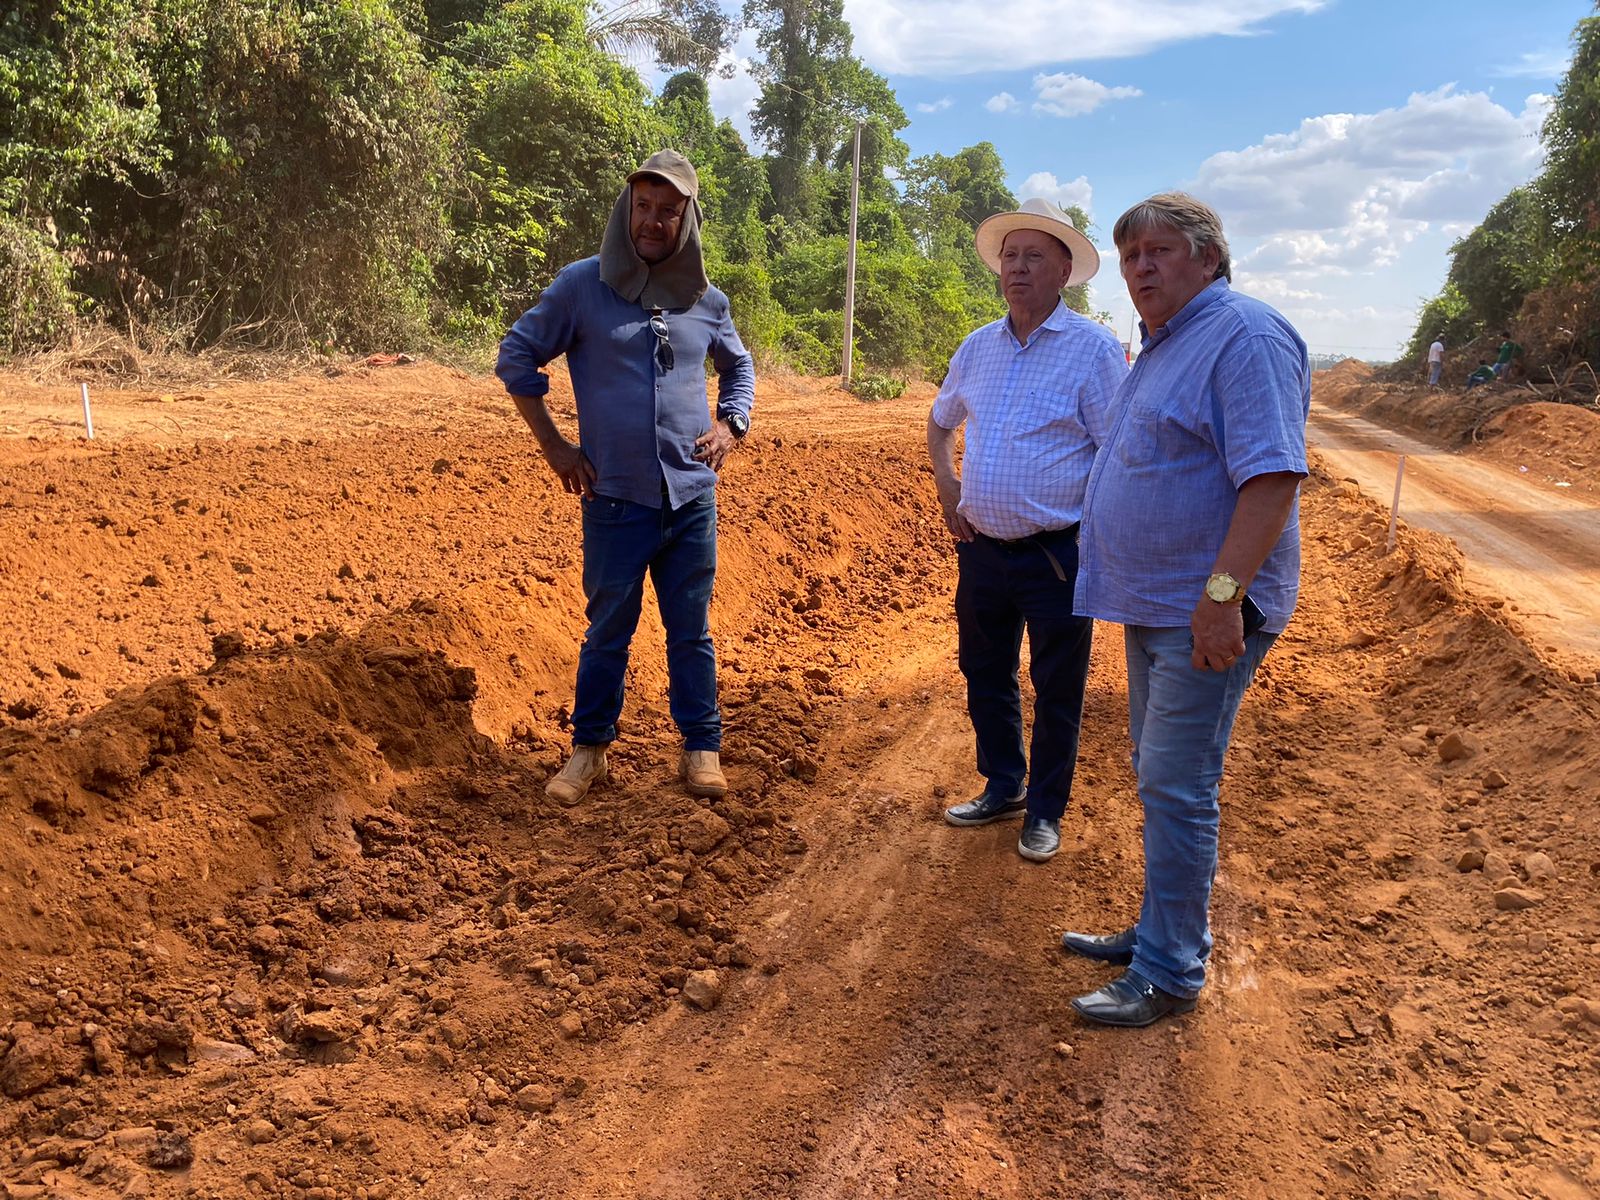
[496,257,756,509]
[1076,279,1310,632]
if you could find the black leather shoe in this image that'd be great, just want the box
[943,788,1026,827]
[1059,926,1137,966]
[1017,817,1061,862]
[1071,969,1197,1028]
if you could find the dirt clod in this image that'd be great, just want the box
[682,970,723,1011]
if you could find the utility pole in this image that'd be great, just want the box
[841,119,862,386]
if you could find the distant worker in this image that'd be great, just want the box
[496,150,754,806]
[1065,193,1309,1027]
[927,198,1128,863]
[1466,360,1497,390]
[1427,336,1445,387]
[1493,331,1521,379]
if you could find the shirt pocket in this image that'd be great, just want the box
[1010,388,1079,440]
[1116,403,1163,467]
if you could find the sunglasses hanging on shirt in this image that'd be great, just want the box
[649,311,674,372]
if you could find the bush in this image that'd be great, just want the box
[780,326,835,375]
[848,372,904,402]
[0,216,75,354]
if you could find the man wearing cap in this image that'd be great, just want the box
[496,150,755,805]
[927,199,1128,863]
[1062,192,1308,1027]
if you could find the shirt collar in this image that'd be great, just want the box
[1138,278,1230,351]
[1005,298,1072,348]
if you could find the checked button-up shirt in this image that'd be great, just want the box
[931,300,1129,540]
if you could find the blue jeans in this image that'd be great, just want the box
[572,491,720,750]
[954,528,1093,821]
[1124,625,1277,998]
[1427,362,1442,385]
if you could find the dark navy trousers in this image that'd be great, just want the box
[954,526,1093,821]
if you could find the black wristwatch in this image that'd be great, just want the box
[720,410,749,439]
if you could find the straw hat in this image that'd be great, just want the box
[974,198,1099,286]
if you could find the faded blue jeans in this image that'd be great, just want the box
[571,490,720,751]
[1124,625,1277,998]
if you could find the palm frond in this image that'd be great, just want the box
[586,1,684,60]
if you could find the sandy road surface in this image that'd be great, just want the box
[1308,402,1600,667]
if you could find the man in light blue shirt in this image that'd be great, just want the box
[497,150,754,807]
[1062,193,1309,1027]
[927,199,1128,863]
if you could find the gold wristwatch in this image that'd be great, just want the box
[1204,572,1244,603]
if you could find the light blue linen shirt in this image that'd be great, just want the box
[495,257,755,510]
[931,300,1128,540]
[1076,279,1310,632]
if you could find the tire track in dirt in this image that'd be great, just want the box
[461,624,1258,1200]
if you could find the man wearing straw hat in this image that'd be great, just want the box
[497,150,754,807]
[927,198,1128,863]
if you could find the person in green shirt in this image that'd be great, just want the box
[1494,332,1521,378]
[1466,360,1497,389]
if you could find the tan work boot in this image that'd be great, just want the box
[545,744,608,806]
[679,749,727,799]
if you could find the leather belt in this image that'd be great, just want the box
[976,524,1078,583]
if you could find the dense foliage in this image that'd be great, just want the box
[1406,6,1600,373]
[0,0,1079,377]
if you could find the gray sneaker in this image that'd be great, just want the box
[943,788,1026,827]
[1017,816,1061,862]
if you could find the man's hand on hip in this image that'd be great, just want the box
[540,437,597,499]
[694,420,737,472]
[1190,599,1245,672]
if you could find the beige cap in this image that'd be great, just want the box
[627,149,700,202]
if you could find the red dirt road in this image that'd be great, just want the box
[1308,402,1600,671]
[2,363,1598,1199]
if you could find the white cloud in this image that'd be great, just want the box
[1493,49,1572,79]
[706,27,763,148]
[1193,86,1548,284]
[844,0,1322,75]
[1031,73,1142,118]
[1018,171,1094,216]
[1232,276,1325,303]
[985,92,1021,114]
[915,97,955,113]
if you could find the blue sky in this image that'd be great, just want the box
[694,0,1590,359]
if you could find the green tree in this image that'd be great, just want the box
[1403,282,1477,364]
[1444,187,1553,329]
[125,0,454,346]
[658,72,766,236]
[1538,8,1600,254]
[439,0,667,330]
[0,0,164,220]
[743,0,854,226]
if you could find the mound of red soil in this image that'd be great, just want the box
[1475,401,1600,495]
